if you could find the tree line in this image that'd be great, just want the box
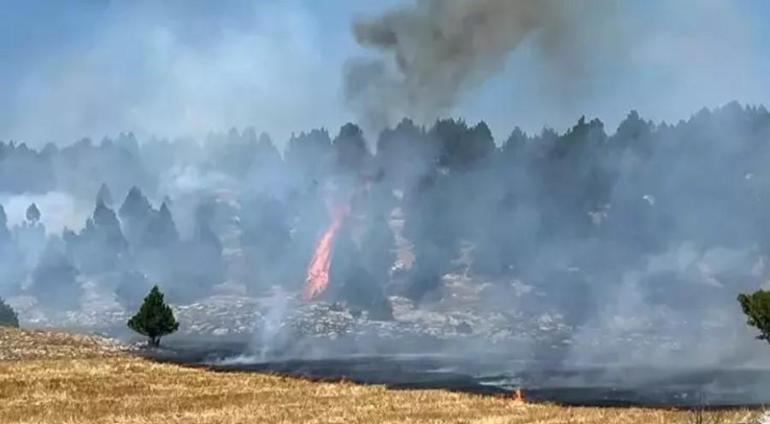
[1,102,770,325]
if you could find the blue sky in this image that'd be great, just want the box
[1,0,769,146]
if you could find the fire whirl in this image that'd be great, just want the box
[302,206,349,301]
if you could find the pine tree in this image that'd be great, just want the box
[96,183,114,207]
[333,123,371,174]
[32,237,80,310]
[376,118,429,190]
[0,204,9,241]
[738,290,770,344]
[119,186,153,246]
[0,204,22,297]
[119,187,152,221]
[0,297,18,327]
[127,285,179,347]
[26,203,41,223]
[166,209,224,302]
[93,199,127,250]
[142,202,179,248]
[239,195,290,293]
[70,200,127,273]
[285,128,333,187]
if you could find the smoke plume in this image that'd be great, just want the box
[345,0,617,132]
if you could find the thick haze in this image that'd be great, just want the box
[346,0,619,131]
[2,0,770,385]
[1,0,768,145]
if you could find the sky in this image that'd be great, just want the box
[1,0,769,147]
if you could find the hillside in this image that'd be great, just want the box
[0,327,761,423]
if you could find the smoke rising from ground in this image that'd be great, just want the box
[1,104,770,382]
[1,2,770,399]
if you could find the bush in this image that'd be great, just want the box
[0,297,19,327]
[738,290,770,343]
[127,285,179,346]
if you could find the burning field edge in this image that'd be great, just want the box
[0,327,765,424]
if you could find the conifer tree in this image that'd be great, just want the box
[32,237,80,310]
[96,183,113,207]
[119,186,153,246]
[0,297,18,327]
[26,203,40,223]
[127,285,179,347]
[119,187,152,221]
[738,290,770,344]
[141,202,179,248]
[0,204,9,241]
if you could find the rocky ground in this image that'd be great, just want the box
[5,270,575,355]
[4,265,759,367]
[4,208,758,367]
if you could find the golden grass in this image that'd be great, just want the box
[0,327,761,424]
[0,327,127,361]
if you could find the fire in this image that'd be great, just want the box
[302,205,349,301]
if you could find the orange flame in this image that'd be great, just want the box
[302,206,348,301]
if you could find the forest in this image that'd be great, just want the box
[0,102,769,322]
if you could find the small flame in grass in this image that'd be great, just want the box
[302,205,349,301]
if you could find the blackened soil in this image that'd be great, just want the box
[142,342,770,409]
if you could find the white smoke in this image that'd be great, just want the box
[345,0,620,132]
[0,191,88,234]
[5,2,343,147]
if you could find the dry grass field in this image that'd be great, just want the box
[0,327,762,424]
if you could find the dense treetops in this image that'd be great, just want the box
[1,103,770,316]
[0,103,766,199]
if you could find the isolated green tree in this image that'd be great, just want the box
[738,290,770,343]
[127,285,179,347]
[0,297,19,327]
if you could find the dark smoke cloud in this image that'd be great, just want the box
[345,0,619,132]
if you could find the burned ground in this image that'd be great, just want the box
[0,327,763,423]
